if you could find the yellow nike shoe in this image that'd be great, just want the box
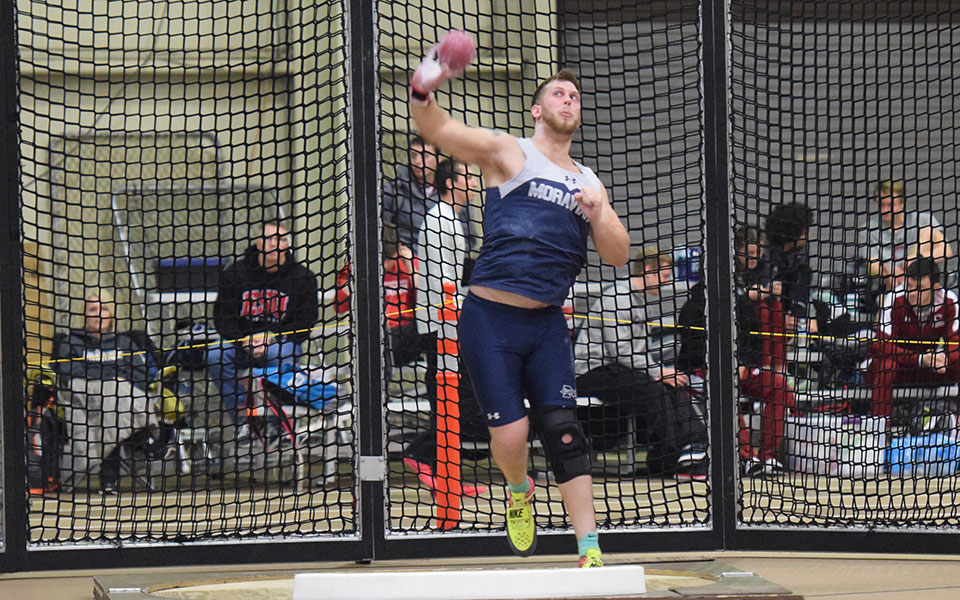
[505,476,536,557]
[578,547,603,568]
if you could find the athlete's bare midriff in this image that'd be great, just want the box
[469,285,550,309]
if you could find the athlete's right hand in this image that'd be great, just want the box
[412,46,445,91]
[411,46,455,106]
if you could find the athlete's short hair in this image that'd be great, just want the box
[631,246,670,277]
[435,158,463,198]
[905,256,941,285]
[875,179,905,199]
[531,69,582,107]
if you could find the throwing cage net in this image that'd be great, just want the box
[731,1,960,528]
[13,0,960,556]
[378,2,709,534]
[20,1,355,544]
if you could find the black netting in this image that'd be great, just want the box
[378,1,709,537]
[731,1,960,528]
[20,2,355,544]
[564,2,710,527]
[16,0,960,558]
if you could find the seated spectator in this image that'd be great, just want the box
[677,226,796,476]
[865,257,960,422]
[760,202,816,371]
[404,158,488,496]
[574,246,708,479]
[53,292,161,494]
[208,221,319,424]
[859,180,954,294]
[382,223,420,371]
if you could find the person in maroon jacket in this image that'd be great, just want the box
[865,257,960,421]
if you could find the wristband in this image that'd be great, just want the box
[410,85,431,107]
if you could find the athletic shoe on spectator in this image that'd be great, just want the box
[761,457,785,476]
[677,443,707,467]
[404,457,488,496]
[742,456,763,476]
[675,461,709,481]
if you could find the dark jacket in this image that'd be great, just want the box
[53,329,158,389]
[677,278,763,371]
[761,244,812,318]
[382,164,439,250]
[382,164,478,252]
[214,244,319,344]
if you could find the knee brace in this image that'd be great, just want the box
[537,407,591,484]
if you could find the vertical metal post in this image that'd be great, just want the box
[347,0,385,563]
[0,0,25,572]
[701,0,737,550]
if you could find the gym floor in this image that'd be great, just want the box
[2,551,960,599]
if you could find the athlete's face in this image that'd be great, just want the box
[905,275,938,309]
[534,81,581,135]
[257,224,291,271]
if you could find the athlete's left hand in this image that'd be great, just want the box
[574,187,605,222]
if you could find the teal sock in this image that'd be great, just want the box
[508,477,531,495]
[577,531,600,556]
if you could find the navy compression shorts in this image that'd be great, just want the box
[458,292,578,427]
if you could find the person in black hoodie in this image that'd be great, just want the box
[759,202,816,371]
[677,226,796,476]
[207,222,319,422]
[53,291,160,493]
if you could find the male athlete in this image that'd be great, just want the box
[410,41,630,567]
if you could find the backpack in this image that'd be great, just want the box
[26,370,67,493]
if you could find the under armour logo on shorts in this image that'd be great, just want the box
[486,412,501,421]
[560,384,576,400]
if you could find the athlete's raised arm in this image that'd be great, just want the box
[408,32,522,185]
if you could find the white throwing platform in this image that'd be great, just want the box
[293,565,646,600]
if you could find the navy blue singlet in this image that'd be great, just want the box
[467,138,602,306]
[460,138,604,425]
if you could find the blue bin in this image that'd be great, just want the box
[887,434,960,476]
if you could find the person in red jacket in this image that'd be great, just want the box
[333,226,422,371]
[382,224,421,370]
[865,257,960,421]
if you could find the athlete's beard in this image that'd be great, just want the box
[541,106,580,136]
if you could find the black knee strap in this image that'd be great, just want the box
[538,407,591,484]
